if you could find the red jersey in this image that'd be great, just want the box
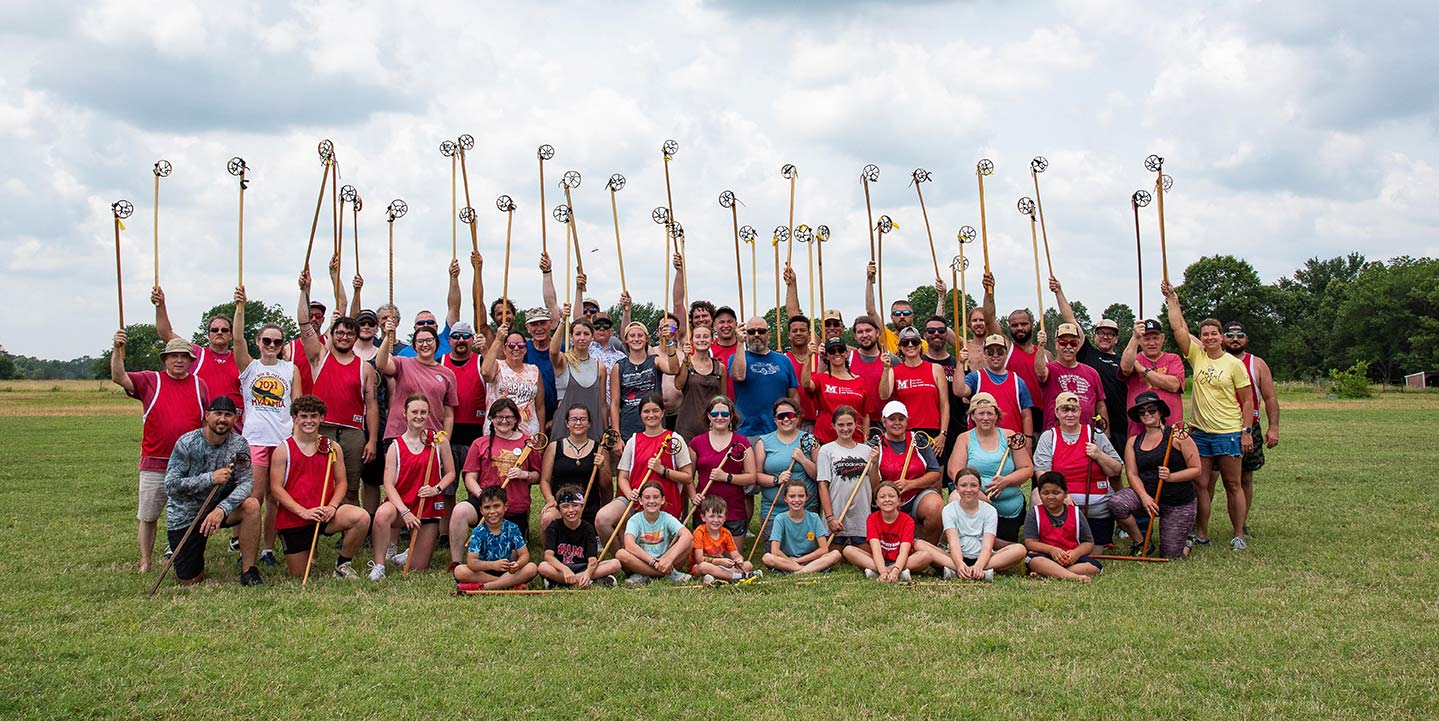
[275,437,336,530]
[391,435,444,519]
[713,341,740,398]
[891,361,941,429]
[127,371,208,471]
[785,351,821,422]
[866,511,915,562]
[441,353,487,426]
[311,351,366,430]
[811,372,869,443]
[974,369,1025,436]
[192,344,242,414]
[462,434,542,514]
[848,349,887,418]
[290,336,325,395]
[629,431,683,518]
[1049,424,1107,505]
[1035,504,1080,551]
[877,433,929,504]
[1236,352,1261,423]
[1005,343,1044,422]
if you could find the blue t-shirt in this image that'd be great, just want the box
[467,519,527,561]
[625,511,684,557]
[769,510,828,557]
[731,350,798,437]
[396,322,453,358]
[525,339,558,419]
[757,431,818,520]
[963,369,1034,410]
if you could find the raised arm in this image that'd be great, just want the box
[297,270,324,370]
[1161,281,1194,356]
[151,286,180,342]
[375,317,398,377]
[1120,321,1142,376]
[539,252,560,321]
[445,259,462,327]
[784,265,802,320]
[1049,275,1077,328]
[348,273,363,319]
[981,271,998,339]
[232,286,252,371]
[110,330,134,393]
[470,251,486,342]
[864,261,879,324]
[328,254,347,316]
[480,324,507,383]
[1034,330,1051,383]
[671,252,688,338]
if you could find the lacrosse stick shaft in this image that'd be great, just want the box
[745,456,806,565]
[502,211,515,327]
[238,171,246,285]
[303,160,330,271]
[539,156,548,254]
[863,178,876,265]
[1029,217,1046,335]
[404,441,440,576]
[773,241,781,351]
[153,172,160,288]
[786,174,796,267]
[1156,170,1169,284]
[915,181,941,279]
[977,170,991,274]
[458,148,479,254]
[301,450,336,589]
[1133,201,1144,319]
[595,454,666,563]
[1140,429,1179,557]
[147,482,224,596]
[451,154,457,262]
[114,217,125,328]
[832,452,879,544]
[611,190,627,294]
[817,237,826,326]
[729,207,744,319]
[1032,170,1054,278]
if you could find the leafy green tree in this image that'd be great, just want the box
[1165,255,1277,355]
[93,324,166,378]
[0,353,14,380]
[1328,257,1439,383]
[190,299,300,357]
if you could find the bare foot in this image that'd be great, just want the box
[139,561,152,573]
[1077,575,1092,584]
[1027,571,1039,579]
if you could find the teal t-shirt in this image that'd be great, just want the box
[769,510,828,557]
[626,511,684,557]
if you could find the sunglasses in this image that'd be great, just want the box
[450,333,473,340]
[745,328,768,336]
[708,410,731,418]
[899,339,921,347]
[1057,338,1080,348]
[258,337,283,347]
[208,327,231,334]
[359,319,378,327]
[774,411,797,421]
[415,319,438,327]
[924,327,946,335]
[1225,331,1246,339]
[1138,405,1161,416]
[491,415,517,423]
[824,320,844,327]
[505,342,526,349]
[891,310,913,317]
[826,348,846,356]
[594,321,613,329]
[583,306,599,314]
[984,348,1006,356]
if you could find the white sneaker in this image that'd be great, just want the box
[942,567,957,580]
[392,549,409,565]
[982,568,995,582]
[367,561,386,581]
[625,574,650,586]
[384,544,399,561]
[864,568,878,579]
[666,570,692,583]
[1230,536,1249,551]
[334,561,360,579]
[899,569,912,582]
[750,569,763,579]
[702,574,716,585]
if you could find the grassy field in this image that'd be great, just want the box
[2,381,1436,720]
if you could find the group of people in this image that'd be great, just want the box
[112,243,1279,589]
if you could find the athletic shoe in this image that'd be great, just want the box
[542,577,553,590]
[942,567,957,580]
[239,567,263,586]
[385,544,399,561]
[625,574,650,586]
[1193,536,1211,546]
[749,570,763,579]
[163,544,173,560]
[1230,536,1248,551]
[334,560,360,579]
[259,549,277,566]
[367,561,386,581]
[228,537,240,552]
[666,570,692,583]
[595,575,617,587]
[392,549,409,566]
[455,581,484,593]
[982,568,995,583]
[864,569,878,579]
[899,569,912,582]
[702,574,716,585]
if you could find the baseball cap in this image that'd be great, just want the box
[161,338,196,358]
[714,306,737,321]
[206,396,239,414]
[822,309,844,323]
[824,338,847,354]
[356,309,378,325]
[308,300,326,312]
[882,400,909,418]
[451,321,475,336]
[1054,391,1081,409]
[1224,321,1246,333]
[525,307,550,324]
[1095,319,1119,332]
[1141,319,1163,335]
[897,327,922,342]
[983,334,1007,348]
[582,299,600,311]
[1056,323,1081,338]
[968,392,998,414]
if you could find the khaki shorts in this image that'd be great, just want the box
[137,470,166,522]
[320,425,366,501]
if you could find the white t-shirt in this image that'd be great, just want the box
[941,499,998,559]
[238,358,294,447]
[817,441,872,537]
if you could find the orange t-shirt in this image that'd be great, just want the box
[693,525,738,558]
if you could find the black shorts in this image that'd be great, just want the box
[1086,515,1115,547]
[361,437,395,487]
[166,511,243,581]
[995,514,1022,543]
[1241,424,1266,472]
[278,523,340,556]
[449,423,486,494]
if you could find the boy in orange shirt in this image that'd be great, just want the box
[691,496,758,585]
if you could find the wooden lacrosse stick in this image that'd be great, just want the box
[1140,422,1189,557]
[661,139,680,304]
[595,434,681,565]
[496,195,517,320]
[781,164,797,268]
[331,154,341,268]
[301,438,338,589]
[985,433,1028,503]
[1017,198,1046,335]
[653,206,672,312]
[385,200,408,340]
[1030,157,1055,278]
[956,225,977,343]
[976,159,994,274]
[538,144,554,254]
[745,433,819,564]
[828,434,885,553]
[720,191,744,319]
[340,185,360,277]
[1145,154,1173,284]
[911,168,942,280]
[771,227,788,350]
[500,434,549,490]
[148,451,247,596]
[227,158,248,285]
[795,225,816,325]
[816,225,831,324]
[111,200,134,327]
[609,175,629,294]
[740,225,758,316]
[861,164,880,268]
[440,140,458,262]
[455,135,479,255]
[1082,415,1109,518]
[896,431,930,492]
[151,160,171,288]
[580,430,621,507]
[875,215,895,324]
[403,429,445,576]
[681,443,747,526]
[303,140,334,272]
[1131,190,1152,319]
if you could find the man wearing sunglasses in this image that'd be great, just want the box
[394,258,464,359]
[729,317,799,439]
[1032,323,1108,433]
[920,315,965,467]
[1048,276,1127,451]
[1222,321,1280,536]
[955,335,1035,439]
[152,286,244,427]
[864,262,945,354]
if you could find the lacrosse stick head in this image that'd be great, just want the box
[1144,154,1164,172]
[340,185,357,204]
[353,194,363,212]
[458,207,475,224]
[816,225,830,242]
[772,225,790,243]
[800,432,818,455]
[552,204,571,224]
[877,215,894,234]
[317,139,334,163]
[1132,189,1152,208]
[1172,422,1191,439]
[662,139,679,159]
[561,170,582,190]
[496,195,516,213]
[528,433,550,451]
[599,428,621,452]
[1093,415,1109,433]
[951,255,969,272]
[1007,433,1028,451]
[866,429,884,447]
[718,190,735,209]
[608,173,626,192]
[112,199,134,219]
[781,163,797,180]
[977,158,995,176]
[725,444,748,464]
[1159,174,1174,192]
[912,167,932,184]
[739,225,757,243]
[664,434,685,456]
[226,157,247,177]
[537,144,555,161]
[1030,156,1049,173]
[862,164,881,182]
[457,134,475,151]
[386,199,407,222]
[794,224,813,244]
[669,221,684,240]
[153,159,172,178]
[912,431,934,452]
[1017,197,1036,216]
[958,225,977,244]
[651,207,670,225]
[439,140,457,157]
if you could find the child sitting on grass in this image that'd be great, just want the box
[1023,472,1102,582]
[691,496,757,585]
[842,481,932,582]
[538,484,621,588]
[454,486,539,591]
[616,481,694,585]
[763,479,842,574]
[916,467,1027,582]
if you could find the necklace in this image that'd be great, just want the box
[566,437,591,455]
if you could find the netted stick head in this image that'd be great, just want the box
[816,225,830,242]
[153,159,172,178]
[1030,156,1049,173]
[458,207,475,224]
[958,225,977,244]
[877,215,894,234]
[662,139,679,158]
[317,139,334,163]
[718,190,735,209]
[552,204,571,224]
[608,173,626,192]
[1144,154,1164,172]
[862,164,880,182]
[781,163,797,180]
[537,144,555,161]
[1017,197,1036,216]
[112,199,134,219]
[226,157,247,177]
[950,255,970,272]
[739,225,757,243]
[340,184,357,204]
[794,224,813,243]
[1159,174,1174,192]
[1007,433,1028,450]
[669,221,684,240]
[495,194,516,212]
[913,431,934,451]
[800,432,818,455]
[651,207,669,225]
[1172,422,1191,439]
[772,225,790,243]
[386,199,407,222]
[977,158,995,176]
[912,167,932,184]
[561,170,582,189]
[457,134,475,151]
[528,433,550,451]
[1132,190,1152,208]
[439,140,457,157]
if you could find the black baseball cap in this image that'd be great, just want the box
[1224,321,1246,333]
[207,396,239,414]
[714,306,737,321]
[1141,319,1163,334]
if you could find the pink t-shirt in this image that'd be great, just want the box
[383,357,458,439]
[1039,361,1105,431]
[1125,352,1186,437]
[689,433,752,523]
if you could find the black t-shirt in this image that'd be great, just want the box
[544,519,598,566]
[1132,427,1195,506]
[1077,339,1126,421]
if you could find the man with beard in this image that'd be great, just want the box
[956,334,1035,438]
[848,316,888,434]
[163,396,263,586]
[997,308,1045,436]
[1049,277,1127,449]
[396,259,464,359]
[1120,319,1185,438]
[1221,321,1280,536]
[920,314,964,469]
[441,320,487,500]
[298,270,380,513]
[152,287,243,425]
[864,261,944,354]
[1032,323,1108,433]
[961,273,1001,373]
[728,317,799,439]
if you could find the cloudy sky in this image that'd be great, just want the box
[3,0,1436,359]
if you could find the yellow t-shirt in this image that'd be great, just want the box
[1184,343,1251,433]
[881,326,933,355]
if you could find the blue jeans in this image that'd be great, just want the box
[1190,428,1241,458]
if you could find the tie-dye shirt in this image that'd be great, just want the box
[466,519,527,561]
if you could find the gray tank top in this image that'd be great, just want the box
[553,354,604,441]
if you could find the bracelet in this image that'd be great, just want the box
[726,472,733,483]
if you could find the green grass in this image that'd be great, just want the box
[1,388,1436,720]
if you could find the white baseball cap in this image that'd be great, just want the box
[882,400,909,419]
